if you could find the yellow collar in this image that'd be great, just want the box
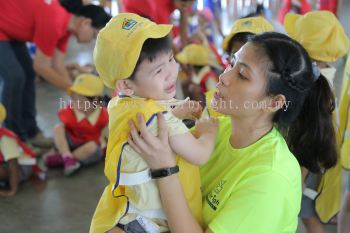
[73,108,102,126]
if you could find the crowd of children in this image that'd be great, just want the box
[0,0,350,233]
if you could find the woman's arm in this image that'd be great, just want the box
[157,174,213,233]
[128,113,213,233]
[33,49,72,90]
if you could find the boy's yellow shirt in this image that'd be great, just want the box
[90,97,202,233]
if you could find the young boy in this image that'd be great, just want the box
[44,74,108,176]
[90,13,217,233]
[0,103,44,197]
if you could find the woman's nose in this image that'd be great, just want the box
[218,74,225,85]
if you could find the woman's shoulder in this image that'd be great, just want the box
[249,128,301,184]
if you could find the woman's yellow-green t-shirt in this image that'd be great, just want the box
[200,116,302,233]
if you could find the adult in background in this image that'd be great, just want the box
[0,0,111,147]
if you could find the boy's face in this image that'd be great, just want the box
[130,50,178,100]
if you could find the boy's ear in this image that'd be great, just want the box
[264,94,287,113]
[116,80,135,96]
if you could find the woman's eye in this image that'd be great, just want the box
[238,72,247,80]
[156,69,162,74]
[169,56,174,62]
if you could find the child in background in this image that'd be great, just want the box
[285,11,349,88]
[284,10,350,233]
[0,103,44,197]
[201,16,274,120]
[176,43,218,104]
[222,16,274,59]
[90,13,217,233]
[44,74,108,176]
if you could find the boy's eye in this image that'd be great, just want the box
[169,55,174,62]
[156,69,162,74]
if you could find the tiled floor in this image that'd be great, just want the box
[1,1,350,232]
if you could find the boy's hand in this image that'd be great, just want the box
[0,190,17,197]
[193,118,219,138]
[171,100,203,120]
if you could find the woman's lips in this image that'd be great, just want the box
[165,84,176,93]
[214,89,223,100]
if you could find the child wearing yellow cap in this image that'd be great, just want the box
[90,13,217,233]
[284,10,350,233]
[222,16,274,58]
[176,43,218,103]
[0,103,45,197]
[44,74,108,176]
[285,10,350,87]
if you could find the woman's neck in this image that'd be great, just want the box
[230,115,273,149]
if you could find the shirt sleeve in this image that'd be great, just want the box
[146,112,189,137]
[208,171,298,233]
[162,112,189,136]
[33,13,65,56]
[0,136,22,161]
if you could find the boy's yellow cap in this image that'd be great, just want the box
[94,13,173,89]
[222,16,274,51]
[284,11,350,62]
[0,103,6,123]
[68,74,104,97]
[176,44,210,66]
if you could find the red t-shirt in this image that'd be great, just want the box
[58,107,109,146]
[122,0,175,24]
[318,0,338,14]
[0,0,72,56]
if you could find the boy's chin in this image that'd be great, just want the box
[166,91,177,99]
[147,90,177,100]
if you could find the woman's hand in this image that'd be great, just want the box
[171,100,203,120]
[128,112,176,169]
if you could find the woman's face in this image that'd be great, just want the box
[75,18,98,43]
[213,42,272,118]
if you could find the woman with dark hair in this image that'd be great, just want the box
[126,32,338,233]
[0,0,111,146]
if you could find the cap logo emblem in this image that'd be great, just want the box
[122,18,137,30]
[242,21,252,27]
